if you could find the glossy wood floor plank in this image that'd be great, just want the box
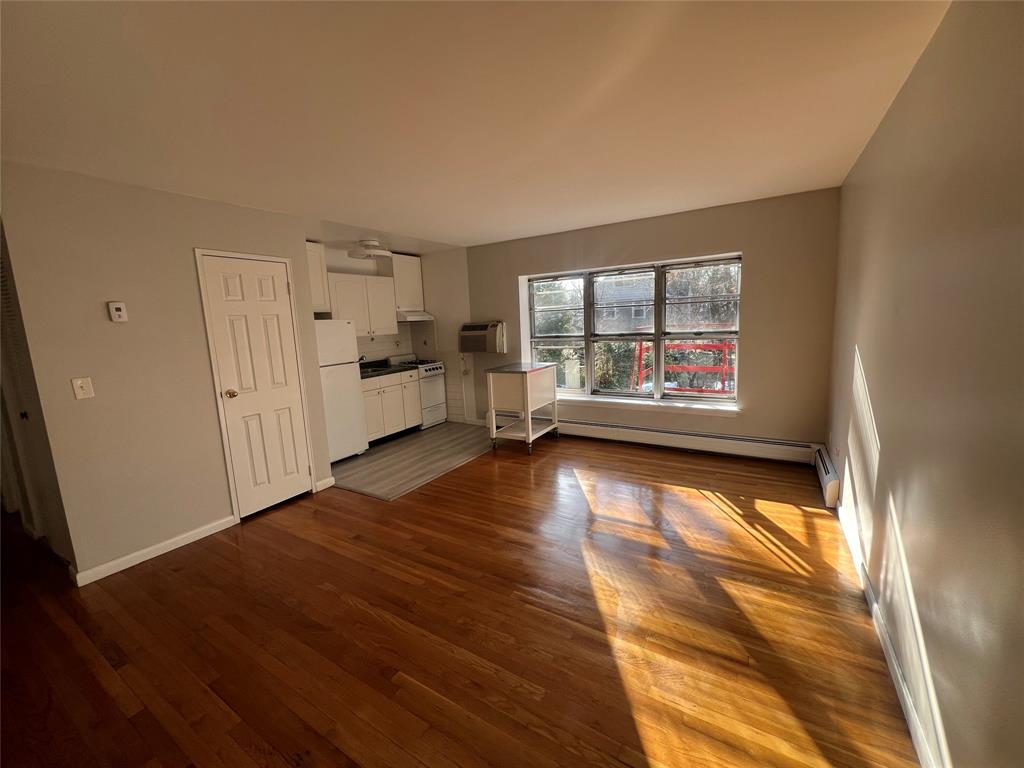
[2,436,916,767]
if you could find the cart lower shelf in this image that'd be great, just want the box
[492,417,558,454]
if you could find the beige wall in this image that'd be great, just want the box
[421,247,478,422]
[829,3,1023,766]
[465,189,839,442]
[1,162,332,572]
[422,248,471,354]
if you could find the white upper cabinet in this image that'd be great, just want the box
[328,272,397,337]
[365,276,399,336]
[380,254,424,312]
[329,273,371,336]
[304,242,331,312]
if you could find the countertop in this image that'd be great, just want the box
[485,362,557,374]
[359,363,418,380]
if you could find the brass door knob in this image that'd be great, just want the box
[224,389,239,398]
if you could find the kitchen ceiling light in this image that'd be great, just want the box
[349,239,393,259]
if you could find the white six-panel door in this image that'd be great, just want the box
[201,254,311,517]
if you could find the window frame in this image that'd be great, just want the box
[528,273,587,393]
[660,257,741,401]
[588,266,657,397]
[528,255,741,402]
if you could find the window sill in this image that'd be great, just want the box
[556,393,740,417]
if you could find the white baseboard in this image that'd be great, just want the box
[71,516,236,587]
[862,571,940,768]
[836,499,950,768]
[557,420,814,463]
[314,476,336,492]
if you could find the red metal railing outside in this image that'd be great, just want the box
[635,339,736,394]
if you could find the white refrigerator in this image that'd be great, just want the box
[315,320,369,462]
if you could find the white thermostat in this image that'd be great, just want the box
[71,377,95,400]
[107,301,128,322]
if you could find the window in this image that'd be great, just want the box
[530,275,584,336]
[529,256,740,401]
[529,275,586,391]
[593,270,654,335]
[662,260,740,399]
[591,269,655,394]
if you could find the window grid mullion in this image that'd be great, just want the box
[584,273,595,396]
[654,264,665,399]
[662,332,738,340]
[664,256,741,273]
[665,295,740,305]
[528,282,535,339]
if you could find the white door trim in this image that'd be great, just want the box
[195,247,316,522]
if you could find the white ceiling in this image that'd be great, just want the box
[2,2,947,249]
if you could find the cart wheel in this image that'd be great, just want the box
[527,443,533,455]
[492,439,497,450]
[553,428,559,437]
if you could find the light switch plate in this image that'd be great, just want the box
[71,377,95,400]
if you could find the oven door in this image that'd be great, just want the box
[419,373,447,428]
[419,373,446,409]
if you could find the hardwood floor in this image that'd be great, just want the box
[2,436,916,768]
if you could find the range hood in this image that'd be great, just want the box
[397,309,435,322]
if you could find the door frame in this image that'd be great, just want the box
[195,247,316,522]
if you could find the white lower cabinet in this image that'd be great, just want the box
[381,385,405,434]
[402,382,422,426]
[362,372,424,440]
[363,390,385,440]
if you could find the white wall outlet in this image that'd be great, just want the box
[107,301,128,322]
[71,377,95,400]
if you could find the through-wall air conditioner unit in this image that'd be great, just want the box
[812,443,839,508]
[459,321,507,353]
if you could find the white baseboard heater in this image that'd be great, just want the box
[557,419,815,464]
[812,442,840,508]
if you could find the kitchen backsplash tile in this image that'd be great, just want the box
[356,324,412,361]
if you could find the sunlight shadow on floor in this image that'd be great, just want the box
[699,490,813,576]
[572,465,887,768]
[574,468,672,551]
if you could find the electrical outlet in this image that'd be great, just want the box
[71,377,95,400]
[107,301,128,322]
